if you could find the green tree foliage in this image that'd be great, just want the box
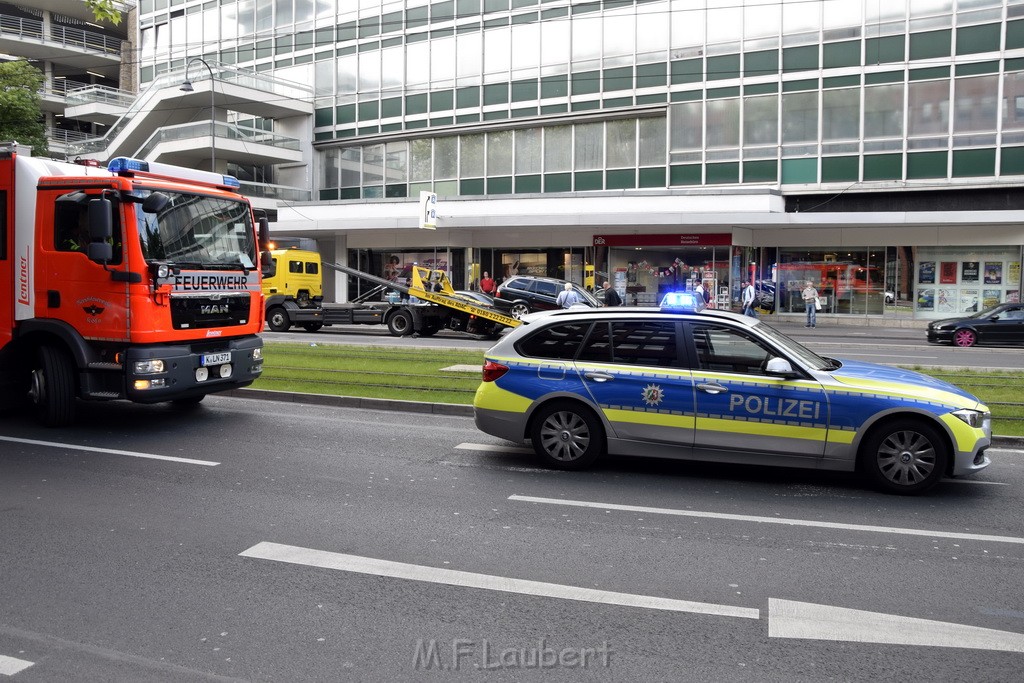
[0,61,48,158]
[86,0,122,26]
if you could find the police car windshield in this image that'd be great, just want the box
[755,322,835,371]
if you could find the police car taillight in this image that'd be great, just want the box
[482,360,509,382]
[660,291,705,312]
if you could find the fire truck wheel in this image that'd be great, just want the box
[387,310,414,336]
[302,323,323,332]
[29,346,75,427]
[172,395,206,408]
[417,325,438,337]
[267,306,291,332]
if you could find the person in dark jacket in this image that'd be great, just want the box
[601,281,622,307]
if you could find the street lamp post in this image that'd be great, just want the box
[180,57,216,172]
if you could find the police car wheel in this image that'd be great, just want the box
[530,401,603,470]
[860,419,949,495]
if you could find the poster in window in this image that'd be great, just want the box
[984,262,1002,284]
[961,261,979,283]
[1008,290,1020,304]
[982,289,1001,308]
[1010,261,1021,285]
[937,288,955,313]
[918,261,935,284]
[960,289,979,312]
[917,288,934,310]
[939,262,957,284]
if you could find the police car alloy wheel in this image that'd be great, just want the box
[530,401,603,469]
[860,420,949,494]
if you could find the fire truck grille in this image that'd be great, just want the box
[170,294,251,330]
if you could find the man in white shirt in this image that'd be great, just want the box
[741,282,757,317]
[556,282,581,308]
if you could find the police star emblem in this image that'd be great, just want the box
[641,383,664,406]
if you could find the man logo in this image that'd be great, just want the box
[201,304,229,314]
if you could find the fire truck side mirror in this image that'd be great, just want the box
[86,197,113,264]
[257,216,270,249]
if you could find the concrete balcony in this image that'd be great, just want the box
[64,85,135,125]
[0,13,121,79]
[38,78,91,114]
[135,121,304,168]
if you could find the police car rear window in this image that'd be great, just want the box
[579,320,680,368]
[516,322,590,360]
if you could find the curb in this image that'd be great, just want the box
[224,388,1023,447]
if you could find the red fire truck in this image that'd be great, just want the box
[0,143,272,426]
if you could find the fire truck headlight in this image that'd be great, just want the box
[133,359,166,374]
[252,347,263,361]
[156,264,171,279]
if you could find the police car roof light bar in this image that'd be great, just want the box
[660,290,705,312]
[107,157,241,190]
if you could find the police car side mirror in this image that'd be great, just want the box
[764,357,798,378]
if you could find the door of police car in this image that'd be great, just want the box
[685,322,828,460]
[574,319,695,449]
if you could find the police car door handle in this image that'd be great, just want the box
[697,382,728,394]
[585,371,615,383]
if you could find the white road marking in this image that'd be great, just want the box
[0,435,219,466]
[455,442,533,454]
[768,599,1024,653]
[509,495,1024,545]
[239,541,759,620]
[942,478,1008,486]
[0,655,34,676]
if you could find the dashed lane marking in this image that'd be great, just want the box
[509,495,1024,545]
[0,435,219,466]
[239,541,759,620]
[455,442,532,454]
[0,655,33,676]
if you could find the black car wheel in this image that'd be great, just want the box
[302,323,324,332]
[510,302,531,319]
[953,328,977,347]
[859,419,948,495]
[529,401,603,470]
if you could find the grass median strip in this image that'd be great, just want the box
[255,343,1024,435]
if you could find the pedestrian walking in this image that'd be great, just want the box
[555,282,581,308]
[801,280,819,328]
[601,281,622,307]
[741,281,757,317]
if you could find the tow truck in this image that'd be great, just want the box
[262,250,519,338]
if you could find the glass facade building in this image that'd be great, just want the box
[129,0,1024,320]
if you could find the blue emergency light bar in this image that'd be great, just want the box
[660,290,705,312]
[107,157,241,189]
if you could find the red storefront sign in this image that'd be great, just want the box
[593,233,732,247]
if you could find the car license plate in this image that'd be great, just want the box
[201,352,231,366]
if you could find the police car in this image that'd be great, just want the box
[473,292,991,495]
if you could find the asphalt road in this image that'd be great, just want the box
[261,320,1024,371]
[1,396,1023,681]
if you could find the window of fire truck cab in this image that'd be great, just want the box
[53,195,123,264]
[131,189,255,268]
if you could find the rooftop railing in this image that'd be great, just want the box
[0,13,121,56]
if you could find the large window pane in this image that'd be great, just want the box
[864,83,904,138]
[544,125,572,172]
[457,31,482,83]
[381,47,403,92]
[707,99,740,148]
[606,120,636,168]
[954,75,998,134]
[487,130,513,175]
[340,148,361,187]
[460,134,485,176]
[604,8,635,57]
[639,117,666,166]
[782,92,819,143]
[743,94,778,146]
[512,21,540,72]
[822,88,860,140]
[745,0,780,40]
[636,1,670,56]
[359,53,380,93]
[321,148,339,188]
[431,36,456,86]
[1002,71,1024,131]
[574,122,604,170]
[434,137,457,179]
[515,129,542,174]
[385,141,407,184]
[541,16,570,68]
[572,15,601,62]
[363,144,384,185]
[411,139,432,182]
[670,101,703,151]
[406,41,429,87]
[908,80,950,136]
[337,54,358,95]
[484,26,511,75]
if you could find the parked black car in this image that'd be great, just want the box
[926,302,1024,347]
[495,276,599,318]
[453,290,515,315]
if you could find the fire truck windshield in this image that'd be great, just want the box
[133,190,256,269]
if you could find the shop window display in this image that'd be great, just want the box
[914,246,1021,319]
